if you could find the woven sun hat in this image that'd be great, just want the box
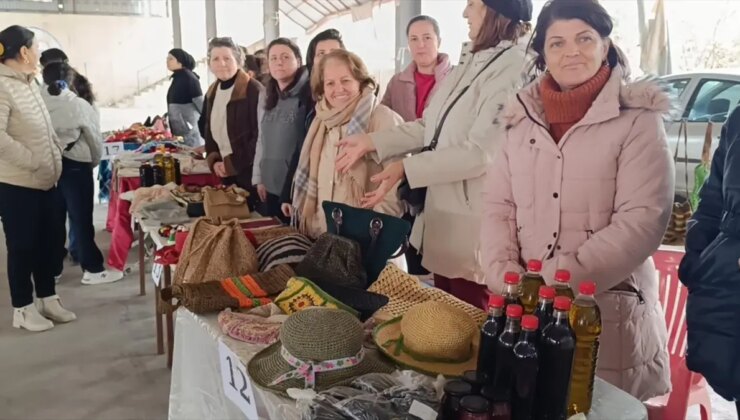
[368,264,487,325]
[247,307,395,397]
[373,301,479,377]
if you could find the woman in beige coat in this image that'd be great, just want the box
[336,0,532,308]
[481,0,672,400]
[290,50,403,238]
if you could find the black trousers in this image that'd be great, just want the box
[256,192,290,223]
[402,213,428,276]
[56,158,104,273]
[0,182,59,308]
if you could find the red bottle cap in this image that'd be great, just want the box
[504,272,520,285]
[579,281,596,296]
[521,315,539,330]
[488,294,505,309]
[538,286,556,299]
[553,296,572,311]
[555,269,571,283]
[527,259,543,272]
[506,304,523,318]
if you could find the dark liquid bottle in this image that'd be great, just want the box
[458,395,491,420]
[511,315,539,420]
[492,304,523,401]
[139,162,154,187]
[476,294,506,384]
[502,272,522,307]
[520,260,545,314]
[439,380,473,420]
[533,286,556,334]
[152,164,165,185]
[536,296,576,420]
[553,270,575,300]
[174,158,182,184]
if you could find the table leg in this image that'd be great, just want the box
[138,224,146,296]
[155,282,164,355]
[164,265,174,369]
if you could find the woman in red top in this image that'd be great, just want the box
[381,15,452,275]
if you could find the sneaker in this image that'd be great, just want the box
[36,295,77,323]
[12,303,54,332]
[81,270,124,285]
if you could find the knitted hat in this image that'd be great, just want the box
[256,233,313,271]
[482,0,533,22]
[248,308,395,396]
[169,48,196,71]
[373,301,479,377]
[368,265,487,325]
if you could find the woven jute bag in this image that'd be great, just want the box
[663,120,693,246]
[174,217,259,285]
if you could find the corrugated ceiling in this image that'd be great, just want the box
[279,0,377,32]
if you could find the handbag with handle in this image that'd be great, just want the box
[322,201,411,284]
[174,217,259,284]
[663,120,693,246]
[203,186,251,221]
[398,46,512,213]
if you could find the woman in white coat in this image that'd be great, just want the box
[336,0,532,309]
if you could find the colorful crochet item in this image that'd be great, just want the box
[220,275,272,309]
[274,277,359,317]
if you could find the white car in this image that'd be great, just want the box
[661,70,740,196]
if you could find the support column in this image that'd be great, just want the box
[395,0,421,73]
[205,0,218,84]
[171,0,182,49]
[263,0,280,45]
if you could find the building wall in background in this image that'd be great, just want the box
[0,12,172,104]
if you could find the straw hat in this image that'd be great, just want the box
[368,264,487,325]
[373,301,479,377]
[248,307,395,397]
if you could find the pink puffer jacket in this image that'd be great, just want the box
[481,66,674,401]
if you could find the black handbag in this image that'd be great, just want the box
[399,46,512,213]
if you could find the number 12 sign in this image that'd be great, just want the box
[218,339,259,419]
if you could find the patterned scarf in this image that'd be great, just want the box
[292,86,377,234]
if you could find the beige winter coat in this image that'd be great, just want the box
[0,63,62,190]
[482,66,673,400]
[371,40,529,282]
[306,104,404,238]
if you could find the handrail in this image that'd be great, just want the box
[110,56,207,107]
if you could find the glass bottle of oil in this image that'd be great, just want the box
[163,152,176,184]
[554,269,575,300]
[567,281,602,417]
[520,260,545,314]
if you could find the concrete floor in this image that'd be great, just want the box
[0,205,170,420]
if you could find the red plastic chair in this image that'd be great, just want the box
[644,249,713,420]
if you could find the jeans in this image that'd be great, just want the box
[0,182,59,308]
[57,158,105,273]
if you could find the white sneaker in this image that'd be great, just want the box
[36,295,77,323]
[81,270,124,285]
[13,303,54,332]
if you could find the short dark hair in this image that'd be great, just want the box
[208,37,243,67]
[40,48,68,67]
[0,25,35,63]
[305,29,345,74]
[406,15,441,39]
[473,8,531,53]
[531,0,622,71]
[243,54,261,75]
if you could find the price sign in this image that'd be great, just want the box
[151,263,163,287]
[101,141,124,160]
[218,339,258,420]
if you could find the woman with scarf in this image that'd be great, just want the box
[166,48,203,147]
[291,49,403,238]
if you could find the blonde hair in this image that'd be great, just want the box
[310,50,376,100]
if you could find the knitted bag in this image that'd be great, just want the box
[174,217,259,285]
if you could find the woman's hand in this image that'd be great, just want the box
[360,161,405,209]
[281,203,293,218]
[336,133,376,174]
[257,184,268,202]
[213,161,227,178]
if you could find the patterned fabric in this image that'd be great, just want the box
[292,86,377,234]
[220,276,271,309]
[269,345,365,388]
[256,233,313,271]
[274,277,359,317]
[218,308,285,345]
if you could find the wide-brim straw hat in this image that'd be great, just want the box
[368,264,487,325]
[248,307,394,397]
[373,301,479,377]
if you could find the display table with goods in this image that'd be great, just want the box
[160,201,649,420]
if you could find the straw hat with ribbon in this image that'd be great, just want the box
[247,307,395,396]
[373,301,479,377]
